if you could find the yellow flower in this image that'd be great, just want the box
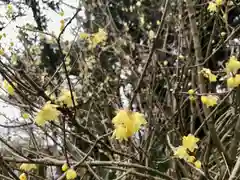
[3,80,15,95]
[90,28,107,48]
[22,113,29,119]
[189,95,196,101]
[112,109,147,141]
[57,89,78,107]
[35,101,61,126]
[132,112,147,132]
[187,156,196,163]
[201,68,217,82]
[62,163,69,172]
[79,32,89,39]
[20,163,37,172]
[215,0,223,6]
[194,160,202,169]
[208,2,217,12]
[60,20,65,31]
[201,95,218,107]
[227,75,240,88]
[112,124,129,141]
[182,134,199,152]
[66,168,77,180]
[174,146,189,159]
[19,173,27,180]
[188,89,195,95]
[59,11,64,16]
[227,77,235,88]
[225,56,240,74]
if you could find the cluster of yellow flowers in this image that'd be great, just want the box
[188,89,218,107]
[112,109,147,141]
[207,0,223,12]
[19,163,37,180]
[201,95,218,107]
[3,80,15,95]
[225,56,240,88]
[62,163,77,180]
[201,68,217,82]
[174,134,201,169]
[35,89,78,126]
[79,28,107,49]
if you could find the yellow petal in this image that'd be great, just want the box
[20,163,37,172]
[194,160,201,169]
[22,113,29,119]
[174,146,189,160]
[35,101,61,126]
[225,56,240,74]
[62,163,69,172]
[188,89,195,95]
[19,173,27,180]
[182,134,199,152]
[208,2,217,12]
[215,0,223,6]
[201,95,218,107]
[187,156,196,163]
[57,89,78,107]
[112,125,128,141]
[66,168,77,180]
[227,77,237,88]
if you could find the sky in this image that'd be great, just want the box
[0,0,84,45]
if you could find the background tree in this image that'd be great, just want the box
[0,0,240,180]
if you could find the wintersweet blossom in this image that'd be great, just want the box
[20,163,37,171]
[227,75,240,88]
[174,134,201,169]
[22,112,29,119]
[201,68,217,82]
[174,146,189,159]
[225,56,240,74]
[79,32,89,39]
[35,101,61,126]
[188,89,196,101]
[3,80,15,95]
[66,168,77,180]
[194,160,202,169]
[19,173,27,180]
[60,19,65,31]
[182,134,200,152]
[90,28,107,48]
[208,2,217,12]
[57,89,78,107]
[201,95,218,107]
[62,163,69,172]
[215,0,223,6]
[112,109,147,141]
[187,156,196,163]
